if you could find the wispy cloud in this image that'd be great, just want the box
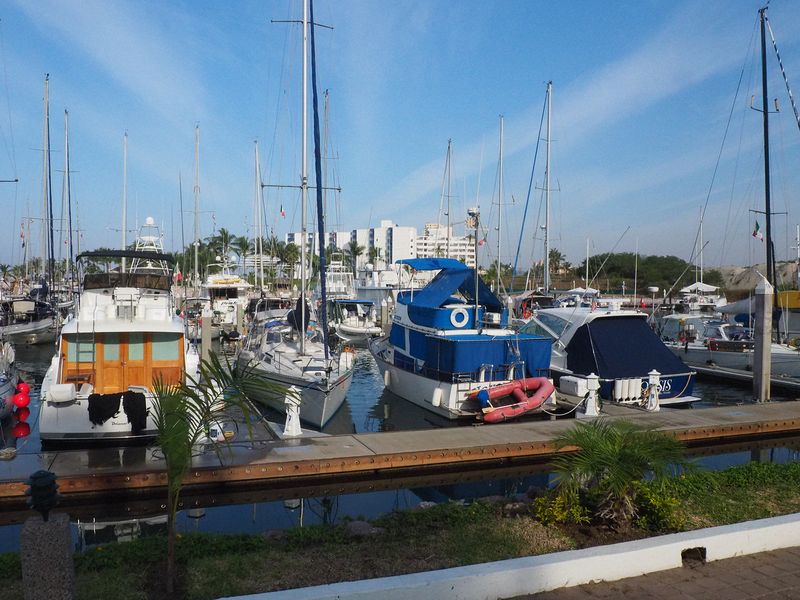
[12,0,207,126]
[372,2,756,221]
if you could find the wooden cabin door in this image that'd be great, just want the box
[124,332,147,389]
[99,333,123,393]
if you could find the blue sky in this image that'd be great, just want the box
[1,0,800,276]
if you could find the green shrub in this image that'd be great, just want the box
[532,490,590,525]
[634,481,685,532]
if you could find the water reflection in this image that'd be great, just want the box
[2,344,800,555]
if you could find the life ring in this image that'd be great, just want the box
[522,309,532,319]
[450,307,469,328]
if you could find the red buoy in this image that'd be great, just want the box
[15,406,30,422]
[11,422,30,438]
[16,382,30,394]
[12,393,30,408]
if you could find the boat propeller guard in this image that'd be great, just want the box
[470,377,554,424]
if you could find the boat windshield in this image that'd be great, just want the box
[83,272,171,291]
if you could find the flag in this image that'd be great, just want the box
[280,205,285,218]
[753,221,764,241]
[19,223,24,248]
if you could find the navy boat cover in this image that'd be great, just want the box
[566,315,690,378]
[402,268,504,313]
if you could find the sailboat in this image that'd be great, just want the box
[237,0,354,429]
[660,7,800,382]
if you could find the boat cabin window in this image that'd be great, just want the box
[519,320,556,340]
[152,333,181,361]
[129,332,145,360]
[65,333,96,363]
[533,313,569,336]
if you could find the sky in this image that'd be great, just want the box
[1,0,800,278]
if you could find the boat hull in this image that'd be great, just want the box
[666,343,800,378]
[1,317,58,345]
[370,337,524,420]
[237,355,353,428]
[0,373,19,421]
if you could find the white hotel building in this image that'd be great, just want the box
[285,219,475,270]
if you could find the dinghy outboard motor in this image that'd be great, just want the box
[287,297,311,333]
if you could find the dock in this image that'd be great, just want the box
[2,400,800,523]
[694,364,800,392]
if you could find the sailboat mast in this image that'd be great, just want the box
[446,139,452,259]
[254,141,265,290]
[193,125,200,287]
[544,81,552,295]
[699,207,704,285]
[42,75,55,287]
[64,110,74,286]
[121,132,128,273]
[760,7,775,288]
[300,0,309,355]
[497,116,503,294]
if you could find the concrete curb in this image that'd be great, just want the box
[219,513,800,600]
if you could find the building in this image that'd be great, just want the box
[415,223,475,268]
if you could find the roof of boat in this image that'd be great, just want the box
[395,257,468,271]
[401,267,503,312]
[331,298,373,305]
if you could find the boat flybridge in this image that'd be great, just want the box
[38,248,200,445]
[203,257,252,333]
[369,258,554,421]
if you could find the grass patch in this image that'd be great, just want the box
[3,460,800,598]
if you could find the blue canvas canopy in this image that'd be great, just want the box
[407,267,503,312]
[396,258,468,271]
[566,315,690,379]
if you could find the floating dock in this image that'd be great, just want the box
[694,364,800,392]
[2,401,800,522]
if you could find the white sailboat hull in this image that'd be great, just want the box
[667,343,800,378]
[237,351,353,428]
[1,317,57,345]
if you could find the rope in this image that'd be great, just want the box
[765,15,800,135]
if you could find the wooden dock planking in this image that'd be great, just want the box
[2,401,800,506]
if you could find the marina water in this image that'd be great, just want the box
[1,344,798,553]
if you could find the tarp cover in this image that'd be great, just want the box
[395,258,468,272]
[566,315,689,378]
[405,268,503,312]
[680,282,719,293]
[425,333,551,378]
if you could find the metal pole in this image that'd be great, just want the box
[760,8,775,289]
[544,81,552,295]
[300,0,308,355]
[121,132,127,273]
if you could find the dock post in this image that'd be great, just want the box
[646,369,661,412]
[753,277,773,402]
[201,307,212,363]
[578,372,600,418]
[237,305,245,333]
[283,386,302,437]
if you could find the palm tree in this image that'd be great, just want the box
[367,246,382,267]
[551,420,689,528]
[152,353,286,594]
[282,242,300,287]
[347,240,365,277]
[232,235,251,272]
[549,248,565,275]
